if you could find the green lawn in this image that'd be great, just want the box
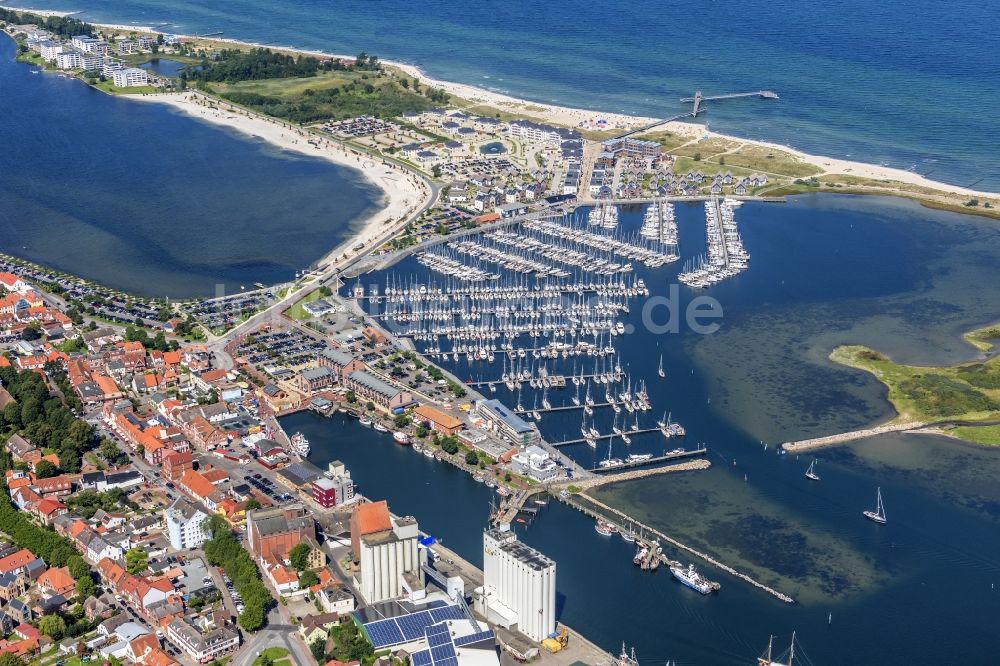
[285,288,328,320]
[253,647,290,665]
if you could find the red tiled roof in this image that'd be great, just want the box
[353,500,391,535]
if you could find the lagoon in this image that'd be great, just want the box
[0,36,381,298]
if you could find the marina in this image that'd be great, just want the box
[678,198,749,288]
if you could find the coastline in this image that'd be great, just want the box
[126,91,430,271]
[4,4,994,206]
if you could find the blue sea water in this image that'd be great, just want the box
[10,0,1000,190]
[0,36,381,298]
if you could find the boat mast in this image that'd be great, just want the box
[787,631,795,666]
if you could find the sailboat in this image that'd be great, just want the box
[863,487,887,524]
[658,354,665,378]
[757,632,798,666]
[804,459,820,481]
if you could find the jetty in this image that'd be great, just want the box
[549,429,689,447]
[781,420,925,453]
[587,447,707,472]
[680,89,779,116]
[563,487,795,604]
[610,89,779,139]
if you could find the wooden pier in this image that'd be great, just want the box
[588,447,707,472]
[781,420,925,453]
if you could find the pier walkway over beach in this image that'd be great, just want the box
[610,89,779,139]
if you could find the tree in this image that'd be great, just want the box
[465,451,478,466]
[67,555,90,580]
[289,542,311,571]
[299,569,319,588]
[238,602,266,632]
[38,614,67,640]
[245,498,262,511]
[33,459,57,478]
[125,547,149,574]
[432,164,442,178]
[310,638,327,662]
[0,653,25,666]
[345,390,357,404]
[75,573,97,601]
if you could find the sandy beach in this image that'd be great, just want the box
[128,92,431,266]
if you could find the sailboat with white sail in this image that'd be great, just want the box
[804,459,820,481]
[863,487,887,524]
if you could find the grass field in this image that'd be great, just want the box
[213,70,353,97]
[670,136,741,159]
[831,344,1000,441]
[634,129,695,151]
[285,289,327,320]
[719,143,824,178]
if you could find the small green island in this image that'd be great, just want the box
[831,324,1000,445]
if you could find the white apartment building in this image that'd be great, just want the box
[71,35,106,53]
[112,67,148,88]
[39,41,63,62]
[507,120,563,147]
[55,50,83,70]
[166,617,239,663]
[164,497,211,550]
[476,527,556,642]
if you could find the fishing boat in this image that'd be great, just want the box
[373,422,388,433]
[359,416,373,427]
[393,431,411,445]
[804,459,820,481]
[863,487,887,524]
[595,520,617,536]
[632,545,648,564]
[290,432,310,456]
[670,563,715,595]
[658,354,665,378]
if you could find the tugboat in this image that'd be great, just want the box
[290,432,310,456]
[863,487,887,524]
[670,563,715,595]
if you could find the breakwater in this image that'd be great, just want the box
[781,420,925,453]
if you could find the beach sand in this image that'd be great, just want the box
[128,92,431,268]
